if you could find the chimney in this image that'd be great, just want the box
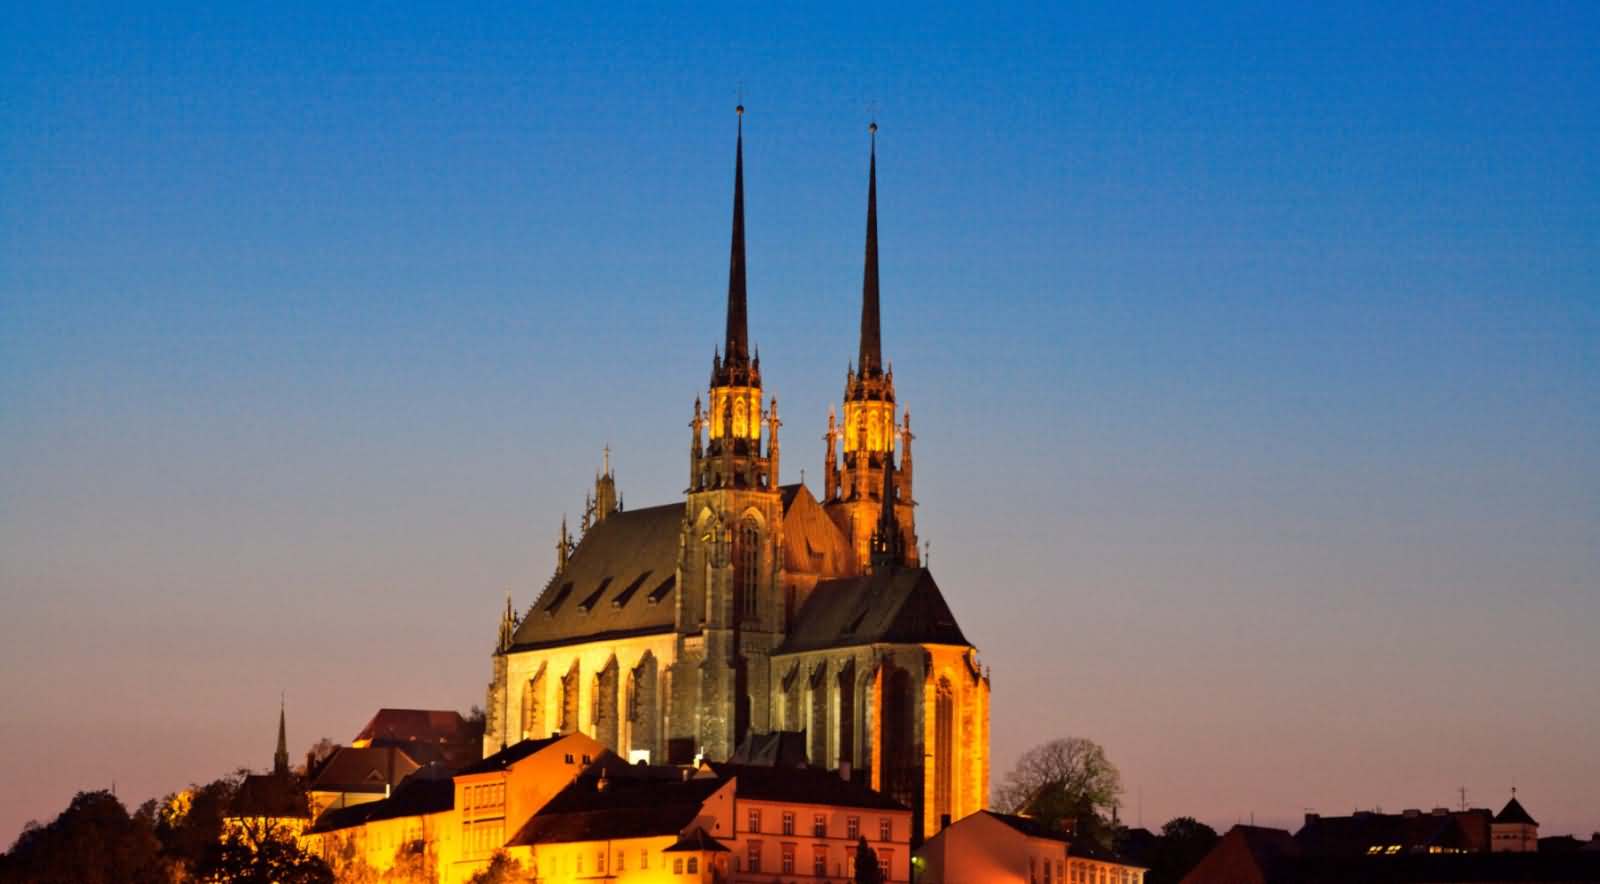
[838,760,852,782]
[1403,809,1421,818]
[1432,807,1450,816]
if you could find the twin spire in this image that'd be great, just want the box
[859,122,883,377]
[717,108,884,379]
[724,106,749,367]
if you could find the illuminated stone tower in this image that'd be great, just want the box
[825,123,918,570]
[669,106,787,762]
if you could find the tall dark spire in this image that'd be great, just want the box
[724,106,749,365]
[274,696,289,777]
[859,121,882,376]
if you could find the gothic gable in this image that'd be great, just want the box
[510,503,682,651]
[776,567,970,655]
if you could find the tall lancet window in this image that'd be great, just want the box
[736,518,760,620]
[935,678,955,827]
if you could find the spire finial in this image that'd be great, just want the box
[724,104,749,366]
[859,121,882,376]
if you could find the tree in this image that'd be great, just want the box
[854,836,884,884]
[465,851,524,884]
[1143,817,1219,884]
[194,825,332,884]
[152,774,243,874]
[0,790,168,884]
[995,737,1123,846]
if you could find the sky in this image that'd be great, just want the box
[2,1,1597,845]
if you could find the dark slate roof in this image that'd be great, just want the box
[508,486,858,653]
[1294,809,1492,856]
[983,811,1071,843]
[1180,825,1298,884]
[778,567,970,654]
[1494,796,1538,826]
[507,772,723,846]
[1070,836,1145,868]
[707,763,906,811]
[354,709,478,747]
[510,504,683,651]
[309,775,455,833]
[455,736,566,776]
[230,773,310,820]
[310,746,422,792]
[665,827,730,853]
[780,484,858,577]
[728,731,810,768]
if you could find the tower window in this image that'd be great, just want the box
[736,518,760,619]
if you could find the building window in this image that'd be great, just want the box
[640,848,648,869]
[747,841,762,873]
[782,844,795,874]
[879,817,892,841]
[673,857,684,874]
[814,813,827,837]
[597,850,605,873]
[687,857,699,873]
[1045,856,1053,883]
[879,848,893,874]
[782,812,795,835]
[847,816,860,840]
[736,518,760,619]
[748,807,762,833]
[813,847,828,876]
[935,677,955,825]
[616,850,624,871]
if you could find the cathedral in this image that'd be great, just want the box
[482,109,990,841]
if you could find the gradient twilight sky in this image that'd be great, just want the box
[3,1,1598,844]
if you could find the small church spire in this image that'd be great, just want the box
[725,105,749,366]
[274,694,289,777]
[870,451,904,571]
[859,121,882,376]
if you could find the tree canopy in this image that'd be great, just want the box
[0,790,168,884]
[995,737,1123,845]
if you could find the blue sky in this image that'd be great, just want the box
[2,1,1597,841]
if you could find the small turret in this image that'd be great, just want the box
[556,516,571,575]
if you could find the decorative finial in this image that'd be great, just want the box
[736,104,744,116]
[869,120,877,134]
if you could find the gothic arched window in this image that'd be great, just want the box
[736,517,760,620]
[935,677,955,827]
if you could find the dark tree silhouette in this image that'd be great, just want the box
[194,826,332,884]
[854,836,884,884]
[0,790,168,884]
[1144,817,1219,884]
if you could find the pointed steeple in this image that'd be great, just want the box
[724,105,749,366]
[859,121,882,376]
[274,696,290,777]
[870,450,903,571]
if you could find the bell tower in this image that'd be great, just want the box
[825,122,918,570]
[672,106,785,763]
